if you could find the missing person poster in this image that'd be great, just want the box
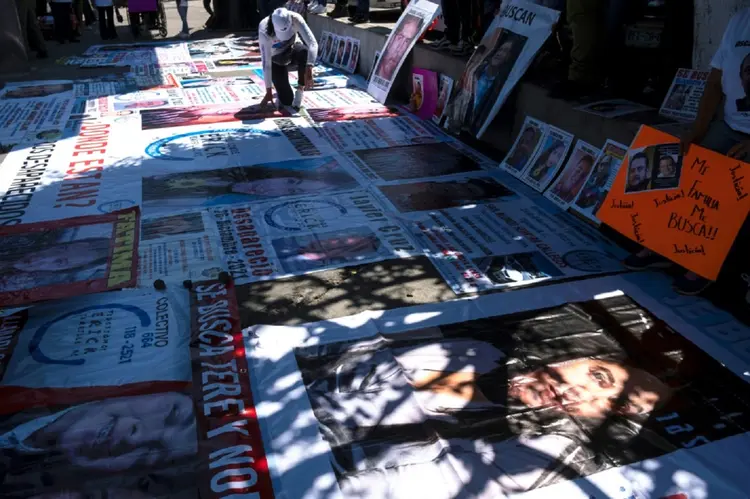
[0,208,139,306]
[576,99,653,119]
[544,140,602,210]
[210,191,418,284]
[246,274,750,498]
[346,38,361,74]
[598,125,750,280]
[317,31,331,64]
[570,139,628,225]
[411,199,623,293]
[519,125,575,192]
[375,173,518,213]
[367,0,440,103]
[660,68,710,122]
[138,211,226,285]
[142,155,362,215]
[499,116,547,177]
[316,116,446,152]
[442,0,559,138]
[411,69,438,120]
[432,74,454,124]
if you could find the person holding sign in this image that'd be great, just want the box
[258,7,318,110]
[625,8,750,295]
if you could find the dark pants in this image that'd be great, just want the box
[441,0,472,43]
[97,6,115,39]
[271,43,308,105]
[16,0,47,54]
[50,2,75,41]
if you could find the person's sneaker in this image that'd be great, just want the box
[292,89,304,109]
[449,40,473,56]
[309,3,326,14]
[622,251,671,270]
[179,30,190,39]
[350,14,369,24]
[673,274,712,296]
[328,5,347,18]
[432,36,451,50]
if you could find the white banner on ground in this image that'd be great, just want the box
[544,139,601,210]
[443,0,559,138]
[519,125,575,192]
[138,210,225,285]
[245,272,750,499]
[660,68,709,122]
[211,190,418,284]
[410,198,624,293]
[367,0,440,103]
[569,139,628,225]
[316,116,448,151]
[499,116,547,177]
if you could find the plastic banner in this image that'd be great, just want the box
[368,0,440,103]
[598,125,750,280]
[0,208,139,306]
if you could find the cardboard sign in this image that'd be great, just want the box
[598,125,750,280]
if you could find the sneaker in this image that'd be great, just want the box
[179,30,190,39]
[673,274,711,296]
[622,251,671,270]
[292,88,304,109]
[309,3,326,14]
[328,5,347,18]
[432,36,451,50]
[350,14,369,24]
[449,40,473,56]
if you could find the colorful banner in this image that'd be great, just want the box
[211,191,418,284]
[598,125,750,280]
[443,0,559,138]
[0,208,139,306]
[246,274,750,498]
[660,68,710,122]
[368,0,440,103]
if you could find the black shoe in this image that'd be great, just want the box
[69,37,81,43]
[350,14,369,24]
[37,50,49,59]
[549,79,599,100]
[622,252,671,271]
[673,274,712,296]
[328,5,347,18]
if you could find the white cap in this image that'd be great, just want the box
[272,8,294,41]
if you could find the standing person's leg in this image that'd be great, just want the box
[73,0,83,34]
[83,0,97,26]
[291,42,309,107]
[441,0,459,49]
[448,0,473,55]
[560,0,601,93]
[15,0,31,54]
[50,2,64,42]
[98,6,108,37]
[26,0,49,56]
[271,62,295,106]
[107,6,117,38]
[327,0,347,18]
[351,0,369,22]
[177,0,189,36]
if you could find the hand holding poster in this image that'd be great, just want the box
[443,0,559,138]
[544,140,601,209]
[570,139,628,224]
[0,208,139,306]
[659,68,710,122]
[367,0,440,103]
[599,125,750,280]
[519,125,575,191]
[499,116,547,176]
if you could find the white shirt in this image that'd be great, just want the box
[711,7,750,134]
[258,12,318,89]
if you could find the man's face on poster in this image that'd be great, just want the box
[628,156,650,187]
[46,392,197,471]
[741,54,750,97]
[381,17,421,78]
[509,357,673,418]
[563,157,592,190]
[518,127,536,153]
[659,156,676,177]
[17,241,103,272]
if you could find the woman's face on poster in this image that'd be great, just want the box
[232,177,335,197]
[17,241,103,272]
[509,358,673,418]
[492,41,514,68]
[545,144,564,168]
[47,392,197,471]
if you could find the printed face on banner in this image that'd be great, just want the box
[140,102,288,130]
[352,142,483,181]
[290,293,750,497]
[376,14,425,82]
[0,209,138,306]
[548,147,597,203]
[348,41,360,73]
[434,75,453,123]
[525,136,567,183]
[306,104,401,123]
[625,144,683,193]
[571,141,627,221]
[503,122,544,173]
[377,176,516,213]
[142,156,361,214]
[411,73,424,111]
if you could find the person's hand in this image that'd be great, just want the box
[728,139,750,161]
[680,127,706,156]
[305,65,314,90]
[259,90,274,109]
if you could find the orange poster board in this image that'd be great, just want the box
[598,125,750,280]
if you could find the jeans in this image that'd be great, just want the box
[50,2,75,41]
[176,0,188,32]
[271,42,308,105]
[441,0,472,43]
[16,0,47,54]
[97,6,116,39]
